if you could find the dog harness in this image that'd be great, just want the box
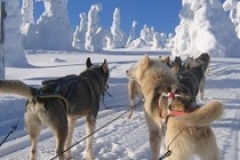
[159,89,189,123]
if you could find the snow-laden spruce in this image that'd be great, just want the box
[223,0,240,39]
[173,0,240,58]
[4,0,28,67]
[72,13,88,51]
[105,8,127,49]
[21,0,74,50]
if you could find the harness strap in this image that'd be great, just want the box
[158,90,193,123]
[167,110,187,117]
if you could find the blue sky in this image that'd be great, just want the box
[33,0,182,34]
[32,0,225,35]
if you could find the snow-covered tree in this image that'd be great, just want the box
[85,3,104,51]
[4,0,28,67]
[72,13,88,50]
[105,8,126,49]
[223,0,240,38]
[152,32,168,49]
[165,33,175,48]
[22,0,74,50]
[140,25,154,43]
[128,38,146,48]
[21,0,34,34]
[126,21,137,47]
[173,0,240,57]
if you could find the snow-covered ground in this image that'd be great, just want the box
[0,49,240,160]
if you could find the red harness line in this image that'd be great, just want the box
[167,110,187,117]
[159,90,189,123]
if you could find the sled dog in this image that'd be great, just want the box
[126,56,173,119]
[158,84,223,160]
[181,53,210,100]
[187,52,210,75]
[0,57,109,160]
[176,63,205,102]
[134,55,178,160]
[126,66,142,118]
[183,56,195,69]
[168,56,185,74]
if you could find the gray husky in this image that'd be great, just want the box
[0,57,109,160]
[180,53,211,101]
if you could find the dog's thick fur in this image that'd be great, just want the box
[126,67,142,118]
[176,64,205,102]
[134,55,178,160]
[181,53,211,100]
[126,66,142,107]
[159,85,223,160]
[126,56,173,119]
[168,56,185,74]
[189,53,210,75]
[0,57,109,160]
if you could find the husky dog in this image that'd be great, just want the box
[0,57,109,160]
[183,56,195,69]
[193,53,210,100]
[176,63,205,102]
[182,53,211,100]
[126,56,173,119]
[168,56,185,74]
[158,84,223,160]
[126,67,142,118]
[189,53,210,74]
[134,55,178,160]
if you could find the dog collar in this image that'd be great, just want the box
[161,110,187,123]
[159,90,187,123]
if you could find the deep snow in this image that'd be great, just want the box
[0,49,239,160]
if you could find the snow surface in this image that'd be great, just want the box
[0,49,240,160]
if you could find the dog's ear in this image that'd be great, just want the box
[160,56,170,67]
[166,56,171,66]
[102,59,109,73]
[143,54,151,66]
[86,57,92,68]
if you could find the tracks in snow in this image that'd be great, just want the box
[0,105,148,160]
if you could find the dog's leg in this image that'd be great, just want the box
[128,80,135,107]
[144,101,161,160]
[44,112,68,160]
[65,116,77,160]
[128,80,137,119]
[149,129,161,160]
[196,132,220,160]
[145,114,161,160]
[53,125,68,160]
[199,76,206,101]
[24,112,42,160]
[85,114,96,160]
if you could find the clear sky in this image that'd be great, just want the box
[33,0,182,34]
[32,0,226,35]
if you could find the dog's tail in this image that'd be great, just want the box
[177,100,224,126]
[0,80,36,98]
